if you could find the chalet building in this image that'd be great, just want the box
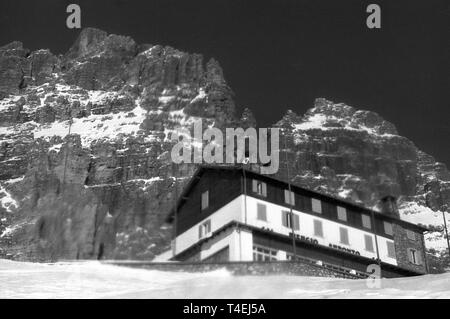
[167,165,428,278]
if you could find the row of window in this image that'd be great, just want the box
[251,179,418,240]
[253,244,422,266]
[201,183,418,241]
[199,219,420,265]
[199,182,417,243]
[256,202,396,258]
[253,245,278,261]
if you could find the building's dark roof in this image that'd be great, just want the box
[166,164,429,232]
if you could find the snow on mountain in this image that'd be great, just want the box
[0,28,448,270]
[0,27,237,261]
[400,202,450,251]
[0,184,18,212]
[295,112,396,137]
[34,104,148,147]
[275,98,450,266]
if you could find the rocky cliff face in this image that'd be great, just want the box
[273,98,450,270]
[282,98,448,209]
[0,28,237,261]
[0,28,449,266]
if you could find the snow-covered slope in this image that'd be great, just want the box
[0,259,449,298]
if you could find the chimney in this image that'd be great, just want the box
[379,195,400,218]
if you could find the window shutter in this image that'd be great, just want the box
[262,183,267,197]
[384,222,393,236]
[312,198,322,214]
[281,211,287,227]
[337,206,347,221]
[340,227,349,245]
[252,179,257,193]
[387,241,396,258]
[285,190,295,205]
[362,215,371,229]
[257,203,267,221]
[201,191,209,210]
[293,214,300,230]
[364,234,374,252]
[314,220,323,237]
[407,248,413,263]
[416,252,422,265]
[198,225,203,239]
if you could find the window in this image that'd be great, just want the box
[384,221,393,236]
[257,203,267,221]
[387,241,396,258]
[282,211,290,228]
[406,229,416,241]
[339,227,349,245]
[284,189,295,206]
[293,214,300,231]
[364,234,374,252]
[313,219,323,237]
[253,245,277,261]
[201,190,209,210]
[198,220,211,239]
[362,214,371,229]
[407,248,422,265]
[337,206,347,222]
[312,198,322,214]
[252,179,267,197]
[282,211,299,230]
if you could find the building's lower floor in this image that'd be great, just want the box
[172,222,426,278]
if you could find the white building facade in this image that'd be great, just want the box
[169,166,428,277]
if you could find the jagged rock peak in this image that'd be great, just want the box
[295,98,399,136]
[65,27,107,58]
[0,41,23,51]
[312,98,355,117]
[65,27,137,60]
[239,108,257,128]
[206,58,226,86]
[275,109,301,130]
[0,41,59,96]
[57,27,232,94]
[0,41,30,58]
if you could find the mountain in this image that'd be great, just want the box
[273,99,450,271]
[0,28,448,270]
[0,27,237,261]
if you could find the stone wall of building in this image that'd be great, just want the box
[104,260,367,279]
[393,224,427,274]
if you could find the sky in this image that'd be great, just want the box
[0,0,448,165]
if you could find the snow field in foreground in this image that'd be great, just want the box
[0,259,450,298]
